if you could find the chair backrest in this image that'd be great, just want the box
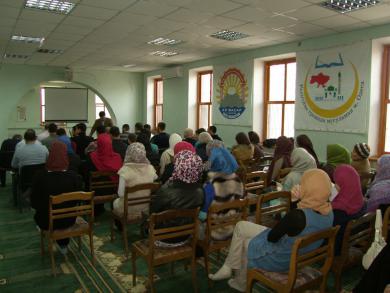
[89,171,119,194]
[123,183,161,218]
[148,208,199,257]
[49,191,94,233]
[244,170,268,194]
[206,198,248,243]
[255,191,291,226]
[383,206,390,240]
[19,163,46,190]
[340,212,375,259]
[285,226,340,291]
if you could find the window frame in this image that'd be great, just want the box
[378,45,390,155]
[40,88,45,124]
[263,57,296,140]
[196,70,213,129]
[95,94,111,119]
[153,77,163,129]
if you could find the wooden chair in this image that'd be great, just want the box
[331,213,375,292]
[40,191,95,276]
[131,208,199,293]
[89,171,119,205]
[255,191,291,226]
[246,226,340,293]
[111,183,160,258]
[197,198,248,287]
[383,205,390,241]
[242,170,268,222]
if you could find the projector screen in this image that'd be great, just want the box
[44,87,88,122]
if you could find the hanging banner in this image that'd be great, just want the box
[213,60,253,126]
[295,41,370,133]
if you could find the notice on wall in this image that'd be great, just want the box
[295,41,370,133]
[213,60,253,126]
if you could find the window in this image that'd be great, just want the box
[95,95,111,119]
[263,58,296,139]
[40,88,45,123]
[379,46,390,154]
[197,71,213,129]
[154,78,163,128]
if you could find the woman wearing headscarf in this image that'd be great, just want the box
[351,143,371,188]
[136,130,159,166]
[159,133,182,176]
[199,147,244,240]
[113,143,157,223]
[296,134,320,167]
[209,169,334,292]
[231,132,254,166]
[266,136,294,185]
[282,148,316,191]
[248,131,264,159]
[332,164,366,255]
[366,155,390,212]
[31,141,83,254]
[321,144,351,182]
[196,132,213,162]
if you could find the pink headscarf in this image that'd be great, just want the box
[174,141,195,155]
[332,164,364,215]
[90,133,122,172]
[170,150,203,183]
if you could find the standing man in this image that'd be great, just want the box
[89,111,113,137]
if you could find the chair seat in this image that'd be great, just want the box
[47,217,89,237]
[112,209,143,222]
[254,266,322,288]
[133,239,192,259]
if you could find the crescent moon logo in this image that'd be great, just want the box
[303,62,359,118]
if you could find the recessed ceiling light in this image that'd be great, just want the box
[4,53,30,59]
[11,35,44,44]
[147,37,182,46]
[321,0,380,13]
[150,50,179,57]
[37,48,64,54]
[122,64,136,68]
[25,0,76,14]
[210,29,249,41]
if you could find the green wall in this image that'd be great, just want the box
[144,22,390,160]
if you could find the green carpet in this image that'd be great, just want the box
[0,180,364,293]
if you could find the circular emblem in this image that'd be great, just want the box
[216,68,248,119]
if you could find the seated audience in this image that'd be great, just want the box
[71,123,93,160]
[89,111,113,137]
[57,128,75,154]
[31,141,83,254]
[58,130,81,173]
[110,126,127,160]
[134,122,143,134]
[331,164,366,255]
[136,130,159,166]
[296,134,320,167]
[195,128,206,139]
[231,132,254,166]
[0,134,22,186]
[351,142,371,185]
[41,123,58,150]
[84,125,106,154]
[321,143,351,182]
[159,133,182,176]
[282,147,316,191]
[150,149,204,244]
[37,124,50,141]
[127,133,137,145]
[366,155,390,212]
[113,143,157,227]
[196,132,213,162]
[200,147,243,240]
[208,125,222,141]
[209,169,333,292]
[183,128,197,146]
[266,136,293,185]
[144,124,152,132]
[151,122,170,150]
[248,131,264,159]
[11,129,48,169]
[120,124,130,141]
[262,138,277,156]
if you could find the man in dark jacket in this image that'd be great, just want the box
[0,134,22,186]
[110,126,127,160]
[151,122,170,150]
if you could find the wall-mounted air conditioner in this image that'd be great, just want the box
[161,66,183,80]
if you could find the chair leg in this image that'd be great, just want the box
[122,222,129,258]
[48,238,56,276]
[40,231,45,256]
[191,257,198,293]
[89,233,95,266]
[132,248,137,286]
[203,249,212,288]
[148,262,155,293]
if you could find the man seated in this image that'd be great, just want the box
[11,129,48,169]
[183,128,197,146]
[71,123,93,160]
[208,125,223,141]
[127,133,137,145]
[89,111,113,137]
[150,122,170,150]
[120,124,130,142]
[37,124,50,141]
[0,134,22,186]
[41,123,58,150]
[110,126,127,160]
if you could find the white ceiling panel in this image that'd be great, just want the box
[311,14,362,30]
[180,0,244,14]
[19,9,66,23]
[61,16,105,28]
[164,8,213,24]
[14,20,56,36]
[0,5,21,18]
[111,12,157,26]
[222,6,271,22]
[248,0,310,13]
[0,17,17,27]
[348,3,390,21]
[43,39,76,49]
[80,0,137,10]
[200,16,246,30]
[134,18,188,36]
[0,0,25,8]
[49,32,85,42]
[124,1,179,17]
[71,5,119,20]
[97,20,139,34]
[230,22,273,35]
[260,15,300,29]
[54,24,95,35]
[284,4,338,21]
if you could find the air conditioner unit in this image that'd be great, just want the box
[161,66,182,80]
[64,67,73,82]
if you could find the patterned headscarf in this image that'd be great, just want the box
[174,141,195,155]
[170,150,203,183]
[124,142,149,164]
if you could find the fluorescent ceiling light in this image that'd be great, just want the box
[11,35,44,44]
[150,50,179,57]
[122,64,136,68]
[4,53,30,59]
[37,48,64,54]
[321,0,380,13]
[25,0,76,14]
[147,37,182,46]
[210,29,249,41]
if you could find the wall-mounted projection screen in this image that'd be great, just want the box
[44,87,88,122]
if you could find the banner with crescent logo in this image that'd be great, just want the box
[295,41,370,133]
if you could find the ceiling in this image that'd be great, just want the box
[1,0,390,72]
